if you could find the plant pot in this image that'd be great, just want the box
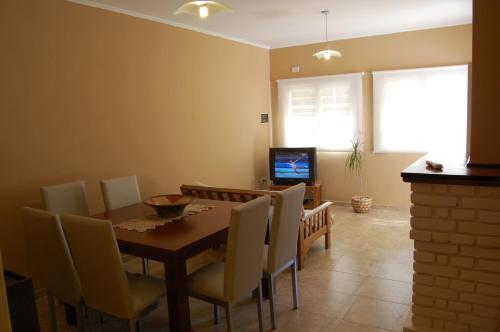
[351,196,372,213]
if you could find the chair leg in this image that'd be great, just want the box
[76,302,86,332]
[142,258,150,275]
[291,259,300,309]
[224,303,233,332]
[256,285,264,332]
[47,293,57,332]
[267,275,277,329]
[214,304,221,324]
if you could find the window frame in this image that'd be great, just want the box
[277,73,364,152]
[372,64,469,154]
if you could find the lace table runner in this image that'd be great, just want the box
[114,204,215,232]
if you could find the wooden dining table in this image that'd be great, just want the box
[92,198,241,332]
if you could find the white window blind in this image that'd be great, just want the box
[277,73,363,151]
[373,65,468,156]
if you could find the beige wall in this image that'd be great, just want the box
[469,0,500,165]
[270,25,472,207]
[0,0,271,274]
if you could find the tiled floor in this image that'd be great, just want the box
[36,205,413,332]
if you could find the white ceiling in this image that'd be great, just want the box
[70,0,472,49]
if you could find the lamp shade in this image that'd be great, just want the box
[313,49,342,60]
[174,1,232,18]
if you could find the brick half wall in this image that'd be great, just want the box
[404,183,500,332]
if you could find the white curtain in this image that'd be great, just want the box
[373,65,468,158]
[277,73,363,151]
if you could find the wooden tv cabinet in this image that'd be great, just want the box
[269,182,322,209]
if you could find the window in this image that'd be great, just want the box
[373,65,468,156]
[277,73,363,151]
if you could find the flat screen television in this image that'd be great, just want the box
[269,147,317,185]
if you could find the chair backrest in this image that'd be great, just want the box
[0,250,12,332]
[100,175,141,211]
[22,207,82,305]
[224,195,271,301]
[60,214,133,319]
[41,181,89,216]
[267,183,306,273]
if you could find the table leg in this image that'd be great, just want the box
[164,258,191,332]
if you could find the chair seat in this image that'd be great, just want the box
[127,273,166,314]
[187,262,225,301]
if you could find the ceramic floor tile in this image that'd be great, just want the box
[343,296,410,331]
[333,320,393,332]
[331,256,382,276]
[273,308,342,332]
[298,269,365,295]
[276,287,356,319]
[372,262,413,283]
[355,277,412,305]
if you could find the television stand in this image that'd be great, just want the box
[269,182,322,209]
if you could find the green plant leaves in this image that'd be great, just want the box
[345,139,362,176]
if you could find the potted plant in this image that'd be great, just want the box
[345,139,372,213]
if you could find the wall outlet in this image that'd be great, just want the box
[259,177,268,189]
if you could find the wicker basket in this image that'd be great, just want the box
[351,196,372,213]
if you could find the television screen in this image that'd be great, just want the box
[274,152,310,179]
[270,147,316,185]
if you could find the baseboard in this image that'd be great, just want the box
[329,200,410,211]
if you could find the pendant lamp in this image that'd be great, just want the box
[313,10,342,60]
[174,1,232,18]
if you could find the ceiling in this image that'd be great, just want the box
[70,0,472,49]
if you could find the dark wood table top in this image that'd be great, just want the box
[92,198,241,259]
[401,157,500,186]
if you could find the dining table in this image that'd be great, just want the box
[92,198,241,332]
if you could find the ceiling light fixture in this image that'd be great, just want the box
[174,1,232,19]
[313,10,342,61]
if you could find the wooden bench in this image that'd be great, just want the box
[180,184,333,270]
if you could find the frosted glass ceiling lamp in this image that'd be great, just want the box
[174,1,232,19]
[313,10,342,61]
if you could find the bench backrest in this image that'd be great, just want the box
[180,184,278,204]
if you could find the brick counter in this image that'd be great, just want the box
[402,159,500,332]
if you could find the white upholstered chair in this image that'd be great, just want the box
[100,175,149,275]
[41,181,90,216]
[264,183,305,329]
[187,195,271,332]
[100,175,141,211]
[60,214,165,332]
[0,250,12,332]
[22,207,85,332]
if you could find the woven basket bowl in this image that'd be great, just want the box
[351,196,372,213]
[143,194,193,218]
